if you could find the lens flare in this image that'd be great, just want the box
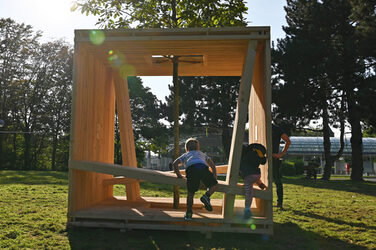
[90,30,105,45]
[250,224,256,230]
[120,64,135,78]
[108,50,114,55]
[108,51,124,68]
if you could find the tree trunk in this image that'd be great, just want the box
[173,56,180,209]
[221,127,231,161]
[347,92,364,181]
[51,131,58,171]
[23,132,31,170]
[322,100,333,180]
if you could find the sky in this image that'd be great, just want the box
[0,0,287,101]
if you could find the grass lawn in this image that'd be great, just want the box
[0,170,375,249]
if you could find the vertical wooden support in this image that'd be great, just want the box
[68,45,116,213]
[264,39,273,222]
[249,41,272,216]
[223,41,257,220]
[113,72,140,201]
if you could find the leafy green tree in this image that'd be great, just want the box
[273,0,350,180]
[0,18,41,169]
[0,18,73,171]
[164,76,240,159]
[127,76,169,164]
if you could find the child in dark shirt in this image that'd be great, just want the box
[239,143,267,219]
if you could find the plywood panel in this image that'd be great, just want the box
[69,47,115,212]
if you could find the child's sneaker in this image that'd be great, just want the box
[200,194,213,211]
[184,211,193,221]
[244,208,252,219]
[258,182,267,190]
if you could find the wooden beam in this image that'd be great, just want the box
[223,40,258,220]
[113,72,140,201]
[69,160,271,200]
[264,39,273,221]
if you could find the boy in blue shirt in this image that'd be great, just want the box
[173,138,218,221]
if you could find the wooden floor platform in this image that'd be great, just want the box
[69,197,273,235]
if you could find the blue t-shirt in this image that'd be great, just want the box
[176,150,210,169]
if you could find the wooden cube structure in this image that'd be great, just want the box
[68,27,273,235]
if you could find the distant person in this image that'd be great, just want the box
[239,143,267,219]
[172,138,218,221]
[272,124,291,209]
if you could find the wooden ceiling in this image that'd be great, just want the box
[75,27,270,76]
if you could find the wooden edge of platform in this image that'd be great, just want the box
[69,220,273,235]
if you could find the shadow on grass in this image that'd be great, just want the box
[0,170,68,185]
[283,176,376,197]
[67,221,367,250]
[291,209,376,231]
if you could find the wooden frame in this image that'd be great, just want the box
[68,27,272,235]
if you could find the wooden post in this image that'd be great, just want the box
[173,56,180,209]
[223,40,257,220]
[264,39,273,221]
[113,72,140,201]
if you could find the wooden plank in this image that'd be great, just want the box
[69,160,271,200]
[113,72,141,201]
[223,40,257,220]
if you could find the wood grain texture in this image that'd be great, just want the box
[113,72,141,201]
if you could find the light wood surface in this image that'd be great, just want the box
[69,49,115,212]
[223,40,257,220]
[113,72,140,201]
[69,27,272,233]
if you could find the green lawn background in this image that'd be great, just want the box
[0,171,375,249]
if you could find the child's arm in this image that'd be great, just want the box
[207,158,217,179]
[172,158,183,178]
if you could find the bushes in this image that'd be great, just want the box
[280,159,305,176]
[281,161,296,176]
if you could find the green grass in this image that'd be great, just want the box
[0,170,375,249]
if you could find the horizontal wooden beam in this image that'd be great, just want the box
[69,160,271,200]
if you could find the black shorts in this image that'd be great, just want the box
[186,164,218,193]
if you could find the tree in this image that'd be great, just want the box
[0,18,73,171]
[164,76,240,159]
[127,76,168,165]
[272,0,350,180]
[274,0,374,181]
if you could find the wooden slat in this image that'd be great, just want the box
[69,160,271,200]
[223,40,258,220]
[113,72,141,201]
